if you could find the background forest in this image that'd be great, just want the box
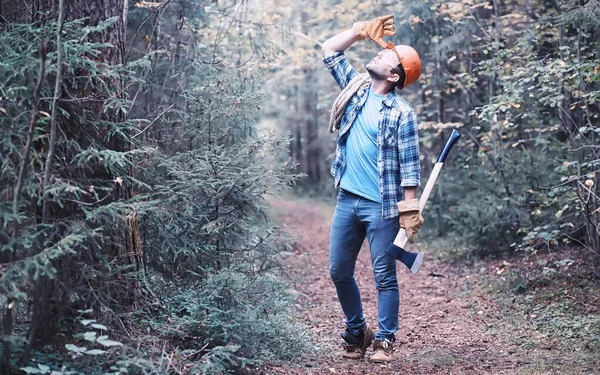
[0,0,598,374]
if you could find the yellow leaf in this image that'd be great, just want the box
[135,1,161,8]
[39,111,51,117]
[0,108,6,115]
[142,35,151,45]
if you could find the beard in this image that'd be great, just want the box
[366,64,387,81]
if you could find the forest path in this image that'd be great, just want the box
[265,196,582,375]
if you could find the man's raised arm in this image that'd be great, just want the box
[322,15,396,57]
[322,29,359,57]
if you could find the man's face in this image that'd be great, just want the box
[366,48,401,80]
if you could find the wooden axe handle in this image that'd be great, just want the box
[393,129,460,247]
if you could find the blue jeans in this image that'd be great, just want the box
[329,189,400,341]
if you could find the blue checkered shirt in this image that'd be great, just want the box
[324,51,421,219]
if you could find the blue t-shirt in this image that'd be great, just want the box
[340,89,385,203]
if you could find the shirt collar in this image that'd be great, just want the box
[382,91,397,108]
[365,83,397,108]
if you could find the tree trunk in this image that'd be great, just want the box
[300,2,321,184]
[1,0,31,25]
[301,67,320,183]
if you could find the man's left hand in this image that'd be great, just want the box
[397,198,424,243]
[352,15,396,48]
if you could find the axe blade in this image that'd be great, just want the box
[385,243,423,275]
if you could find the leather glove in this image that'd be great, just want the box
[397,198,424,243]
[352,14,396,48]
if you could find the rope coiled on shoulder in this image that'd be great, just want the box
[328,73,371,133]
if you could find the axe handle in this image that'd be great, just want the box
[392,129,460,248]
[392,162,443,248]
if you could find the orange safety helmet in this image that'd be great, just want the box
[386,42,421,89]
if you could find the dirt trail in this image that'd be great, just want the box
[262,199,600,375]
[266,197,535,375]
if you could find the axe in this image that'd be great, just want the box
[385,129,461,274]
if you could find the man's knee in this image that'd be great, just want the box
[330,265,352,285]
[373,270,398,290]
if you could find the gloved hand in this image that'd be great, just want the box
[397,198,424,243]
[352,14,396,48]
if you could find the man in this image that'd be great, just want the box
[322,15,424,363]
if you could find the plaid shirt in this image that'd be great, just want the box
[324,51,420,219]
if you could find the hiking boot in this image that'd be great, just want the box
[369,338,394,363]
[341,324,374,359]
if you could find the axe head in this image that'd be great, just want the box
[385,243,424,275]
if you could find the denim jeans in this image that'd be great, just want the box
[329,189,400,341]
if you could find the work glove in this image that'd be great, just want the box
[397,198,424,243]
[352,14,396,48]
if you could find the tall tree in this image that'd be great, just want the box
[29,0,142,302]
[1,1,142,372]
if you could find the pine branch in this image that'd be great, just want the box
[12,40,47,231]
[132,103,175,139]
[42,0,66,224]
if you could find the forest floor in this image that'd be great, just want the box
[263,195,600,375]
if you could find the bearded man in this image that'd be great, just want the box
[322,15,423,363]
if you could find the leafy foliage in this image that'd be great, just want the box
[1,1,307,373]
[432,0,600,256]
